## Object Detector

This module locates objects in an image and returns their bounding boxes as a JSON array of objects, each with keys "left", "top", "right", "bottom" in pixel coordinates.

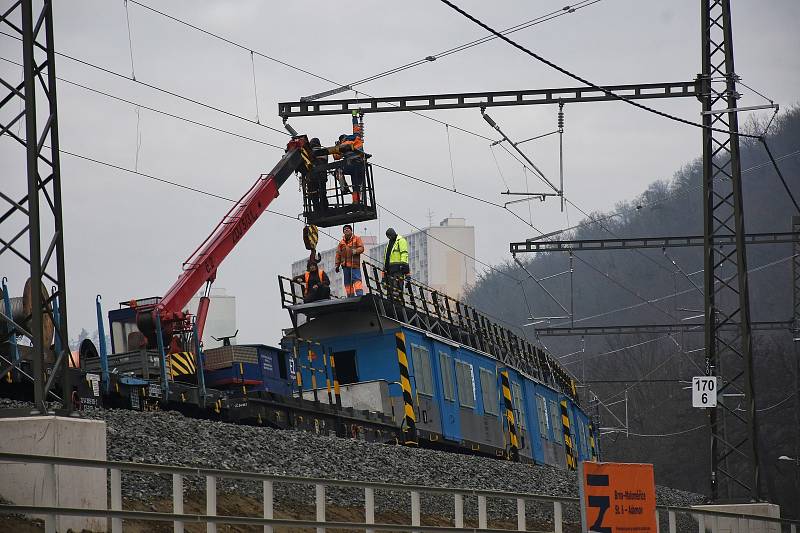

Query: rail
[{"left": 1, "top": 452, "right": 798, "bottom": 533}]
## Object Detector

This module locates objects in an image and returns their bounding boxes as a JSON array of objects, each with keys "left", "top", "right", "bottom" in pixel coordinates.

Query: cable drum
[{"left": 1, "top": 278, "right": 56, "bottom": 350}]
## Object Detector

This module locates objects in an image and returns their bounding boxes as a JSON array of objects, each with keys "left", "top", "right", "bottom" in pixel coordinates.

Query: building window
[
  {"left": 511, "top": 381, "right": 526, "bottom": 430},
  {"left": 439, "top": 352, "right": 455, "bottom": 401},
  {"left": 410, "top": 344, "right": 433, "bottom": 396},
  {"left": 479, "top": 368, "right": 498, "bottom": 416},
  {"left": 455, "top": 360, "right": 475, "bottom": 408},
  {"left": 549, "top": 400, "right": 563, "bottom": 444},
  {"left": 536, "top": 395, "right": 549, "bottom": 438}
]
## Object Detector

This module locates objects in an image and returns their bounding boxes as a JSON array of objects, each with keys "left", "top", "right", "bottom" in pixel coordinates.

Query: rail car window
[
  {"left": 511, "top": 382, "right": 526, "bottom": 430},
  {"left": 536, "top": 395, "right": 549, "bottom": 438},
  {"left": 332, "top": 350, "right": 358, "bottom": 384},
  {"left": 410, "top": 344, "right": 433, "bottom": 396},
  {"left": 549, "top": 400, "right": 563, "bottom": 444},
  {"left": 439, "top": 352, "right": 455, "bottom": 401},
  {"left": 479, "top": 369, "right": 499, "bottom": 416},
  {"left": 455, "top": 360, "right": 476, "bottom": 408}
]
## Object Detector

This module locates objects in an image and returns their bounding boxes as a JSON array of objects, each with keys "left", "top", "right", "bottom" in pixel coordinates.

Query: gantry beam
[
  {"left": 535, "top": 321, "right": 793, "bottom": 337},
  {"left": 510, "top": 232, "right": 799, "bottom": 254},
  {"left": 278, "top": 81, "right": 697, "bottom": 118}
]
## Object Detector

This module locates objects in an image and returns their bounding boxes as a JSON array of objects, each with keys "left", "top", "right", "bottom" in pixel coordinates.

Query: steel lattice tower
[
  {"left": 0, "top": 0, "right": 72, "bottom": 414},
  {"left": 700, "top": 0, "right": 759, "bottom": 501}
]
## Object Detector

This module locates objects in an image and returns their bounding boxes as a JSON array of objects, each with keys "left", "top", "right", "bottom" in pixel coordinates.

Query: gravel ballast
[{"left": 0, "top": 399, "right": 705, "bottom": 524}]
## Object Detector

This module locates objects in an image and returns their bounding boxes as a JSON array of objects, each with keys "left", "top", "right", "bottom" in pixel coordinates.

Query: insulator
[{"left": 558, "top": 105, "right": 565, "bottom": 130}]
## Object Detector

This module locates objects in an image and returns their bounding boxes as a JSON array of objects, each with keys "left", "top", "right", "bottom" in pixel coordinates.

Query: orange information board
[{"left": 578, "top": 462, "right": 657, "bottom": 533}]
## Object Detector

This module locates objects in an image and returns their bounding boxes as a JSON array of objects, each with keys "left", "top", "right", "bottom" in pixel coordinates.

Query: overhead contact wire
[{"left": 437, "top": 0, "right": 761, "bottom": 140}]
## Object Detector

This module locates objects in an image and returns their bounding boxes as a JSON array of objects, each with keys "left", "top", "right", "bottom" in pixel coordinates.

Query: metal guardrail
[{"left": 1, "top": 453, "right": 798, "bottom": 533}]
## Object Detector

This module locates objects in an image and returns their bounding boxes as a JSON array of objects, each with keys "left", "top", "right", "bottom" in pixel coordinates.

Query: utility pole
[
  {"left": 0, "top": 0, "right": 72, "bottom": 415},
  {"left": 700, "top": 0, "right": 758, "bottom": 501}
]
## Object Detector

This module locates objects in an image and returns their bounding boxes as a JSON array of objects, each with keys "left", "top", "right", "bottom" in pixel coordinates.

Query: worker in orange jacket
[
  {"left": 335, "top": 224, "right": 365, "bottom": 297},
  {"left": 334, "top": 110, "right": 366, "bottom": 204},
  {"left": 293, "top": 259, "right": 330, "bottom": 303}
]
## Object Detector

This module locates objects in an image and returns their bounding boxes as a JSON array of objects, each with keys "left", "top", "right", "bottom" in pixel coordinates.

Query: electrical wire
[
  {"left": 0, "top": 31, "right": 289, "bottom": 137},
  {"left": 376, "top": 201, "right": 520, "bottom": 284},
  {"left": 572, "top": 254, "right": 676, "bottom": 320},
  {"left": 371, "top": 162, "right": 544, "bottom": 233},
  {"left": 548, "top": 254, "right": 797, "bottom": 329},
  {"left": 759, "top": 137, "right": 800, "bottom": 213},
  {"left": 624, "top": 425, "right": 705, "bottom": 438},
  {"left": 119, "top": 2, "right": 495, "bottom": 143},
  {"left": 0, "top": 56, "right": 286, "bottom": 150},
  {"left": 756, "top": 393, "right": 797, "bottom": 413},
  {"left": 128, "top": 0, "right": 340, "bottom": 86},
  {"left": 344, "top": 1, "right": 602, "bottom": 88},
  {"left": 524, "top": 149, "right": 800, "bottom": 242},
  {"left": 438, "top": 0, "right": 762, "bottom": 140},
  {"left": 123, "top": 0, "right": 137, "bottom": 80}
]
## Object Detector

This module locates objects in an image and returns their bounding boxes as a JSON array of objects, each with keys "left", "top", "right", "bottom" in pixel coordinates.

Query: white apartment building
[{"left": 291, "top": 218, "right": 476, "bottom": 300}]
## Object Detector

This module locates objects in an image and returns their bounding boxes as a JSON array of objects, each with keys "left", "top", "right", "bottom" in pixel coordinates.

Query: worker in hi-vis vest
[
  {"left": 335, "top": 224, "right": 365, "bottom": 297},
  {"left": 384, "top": 228, "right": 410, "bottom": 294}
]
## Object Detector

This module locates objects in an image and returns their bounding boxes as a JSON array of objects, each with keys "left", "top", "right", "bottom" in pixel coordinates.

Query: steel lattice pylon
[
  {"left": 700, "top": 0, "right": 758, "bottom": 501},
  {"left": 0, "top": 0, "right": 72, "bottom": 414}
]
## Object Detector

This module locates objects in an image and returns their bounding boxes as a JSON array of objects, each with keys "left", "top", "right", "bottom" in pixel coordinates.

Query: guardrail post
[
  {"left": 516, "top": 497, "right": 526, "bottom": 531},
  {"left": 411, "top": 490, "right": 421, "bottom": 532},
  {"left": 454, "top": 493, "right": 464, "bottom": 529},
  {"left": 553, "top": 501, "right": 562, "bottom": 533},
  {"left": 43, "top": 460, "right": 55, "bottom": 533},
  {"left": 263, "top": 480, "right": 273, "bottom": 533},
  {"left": 206, "top": 475, "right": 217, "bottom": 533},
  {"left": 669, "top": 510, "right": 676, "bottom": 533},
  {"left": 695, "top": 513, "right": 704, "bottom": 533},
  {"left": 173, "top": 473, "right": 184, "bottom": 533},
  {"left": 315, "top": 483, "right": 325, "bottom": 533},
  {"left": 111, "top": 467, "right": 122, "bottom": 533},
  {"left": 478, "top": 494, "right": 487, "bottom": 530},
  {"left": 365, "top": 487, "right": 375, "bottom": 533},
  {"left": 655, "top": 509, "right": 660, "bottom": 533}
]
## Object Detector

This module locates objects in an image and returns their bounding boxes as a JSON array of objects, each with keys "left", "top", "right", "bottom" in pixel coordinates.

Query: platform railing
[
  {"left": 360, "top": 260, "right": 577, "bottom": 401},
  {"left": 1, "top": 452, "right": 798, "bottom": 533}
]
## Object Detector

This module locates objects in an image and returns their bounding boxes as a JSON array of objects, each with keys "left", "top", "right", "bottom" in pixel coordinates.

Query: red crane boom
[{"left": 135, "top": 137, "right": 314, "bottom": 350}]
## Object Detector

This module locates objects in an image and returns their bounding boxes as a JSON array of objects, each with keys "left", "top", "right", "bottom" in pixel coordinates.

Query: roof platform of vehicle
[{"left": 286, "top": 294, "right": 378, "bottom": 319}]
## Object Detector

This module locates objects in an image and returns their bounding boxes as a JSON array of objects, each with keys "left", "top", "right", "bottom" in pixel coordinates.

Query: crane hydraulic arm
[{"left": 135, "top": 136, "right": 317, "bottom": 350}]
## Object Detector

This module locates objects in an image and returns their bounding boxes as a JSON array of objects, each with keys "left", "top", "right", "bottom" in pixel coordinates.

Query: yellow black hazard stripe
[
  {"left": 560, "top": 399, "right": 577, "bottom": 470},
  {"left": 168, "top": 351, "right": 196, "bottom": 378},
  {"left": 303, "top": 224, "right": 319, "bottom": 251},
  {"left": 500, "top": 370, "right": 520, "bottom": 461},
  {"left": 589, "top": 420, "right": 598, "bottom": 461},
  {"left": 395, "top": 332, "right": 417, "bottom": 445},
  {"left": 330, "top": 351, "right": 342, "bottom": 407},
  {"left": 300, "top": 145, "right": 314, "bottom": 170}
]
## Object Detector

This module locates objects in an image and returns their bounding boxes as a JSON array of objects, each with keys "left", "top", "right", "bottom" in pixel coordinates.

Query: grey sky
[{"left": 2, "top": 0, "right": 798, "bottom": 346}]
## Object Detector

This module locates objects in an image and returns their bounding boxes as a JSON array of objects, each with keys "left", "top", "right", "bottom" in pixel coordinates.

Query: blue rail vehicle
[{"left": 279, "top": 262, "right": 599, "bottom": 468}]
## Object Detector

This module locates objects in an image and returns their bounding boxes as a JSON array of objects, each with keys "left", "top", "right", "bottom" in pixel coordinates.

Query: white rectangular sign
[{"left": 692, "top": 376, "right": 717, "bottom": 407}]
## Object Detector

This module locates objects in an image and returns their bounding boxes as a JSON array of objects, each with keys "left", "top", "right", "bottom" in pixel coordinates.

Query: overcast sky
[{"left": 2, "top": 0, "right": 798, "bottom": 347}]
